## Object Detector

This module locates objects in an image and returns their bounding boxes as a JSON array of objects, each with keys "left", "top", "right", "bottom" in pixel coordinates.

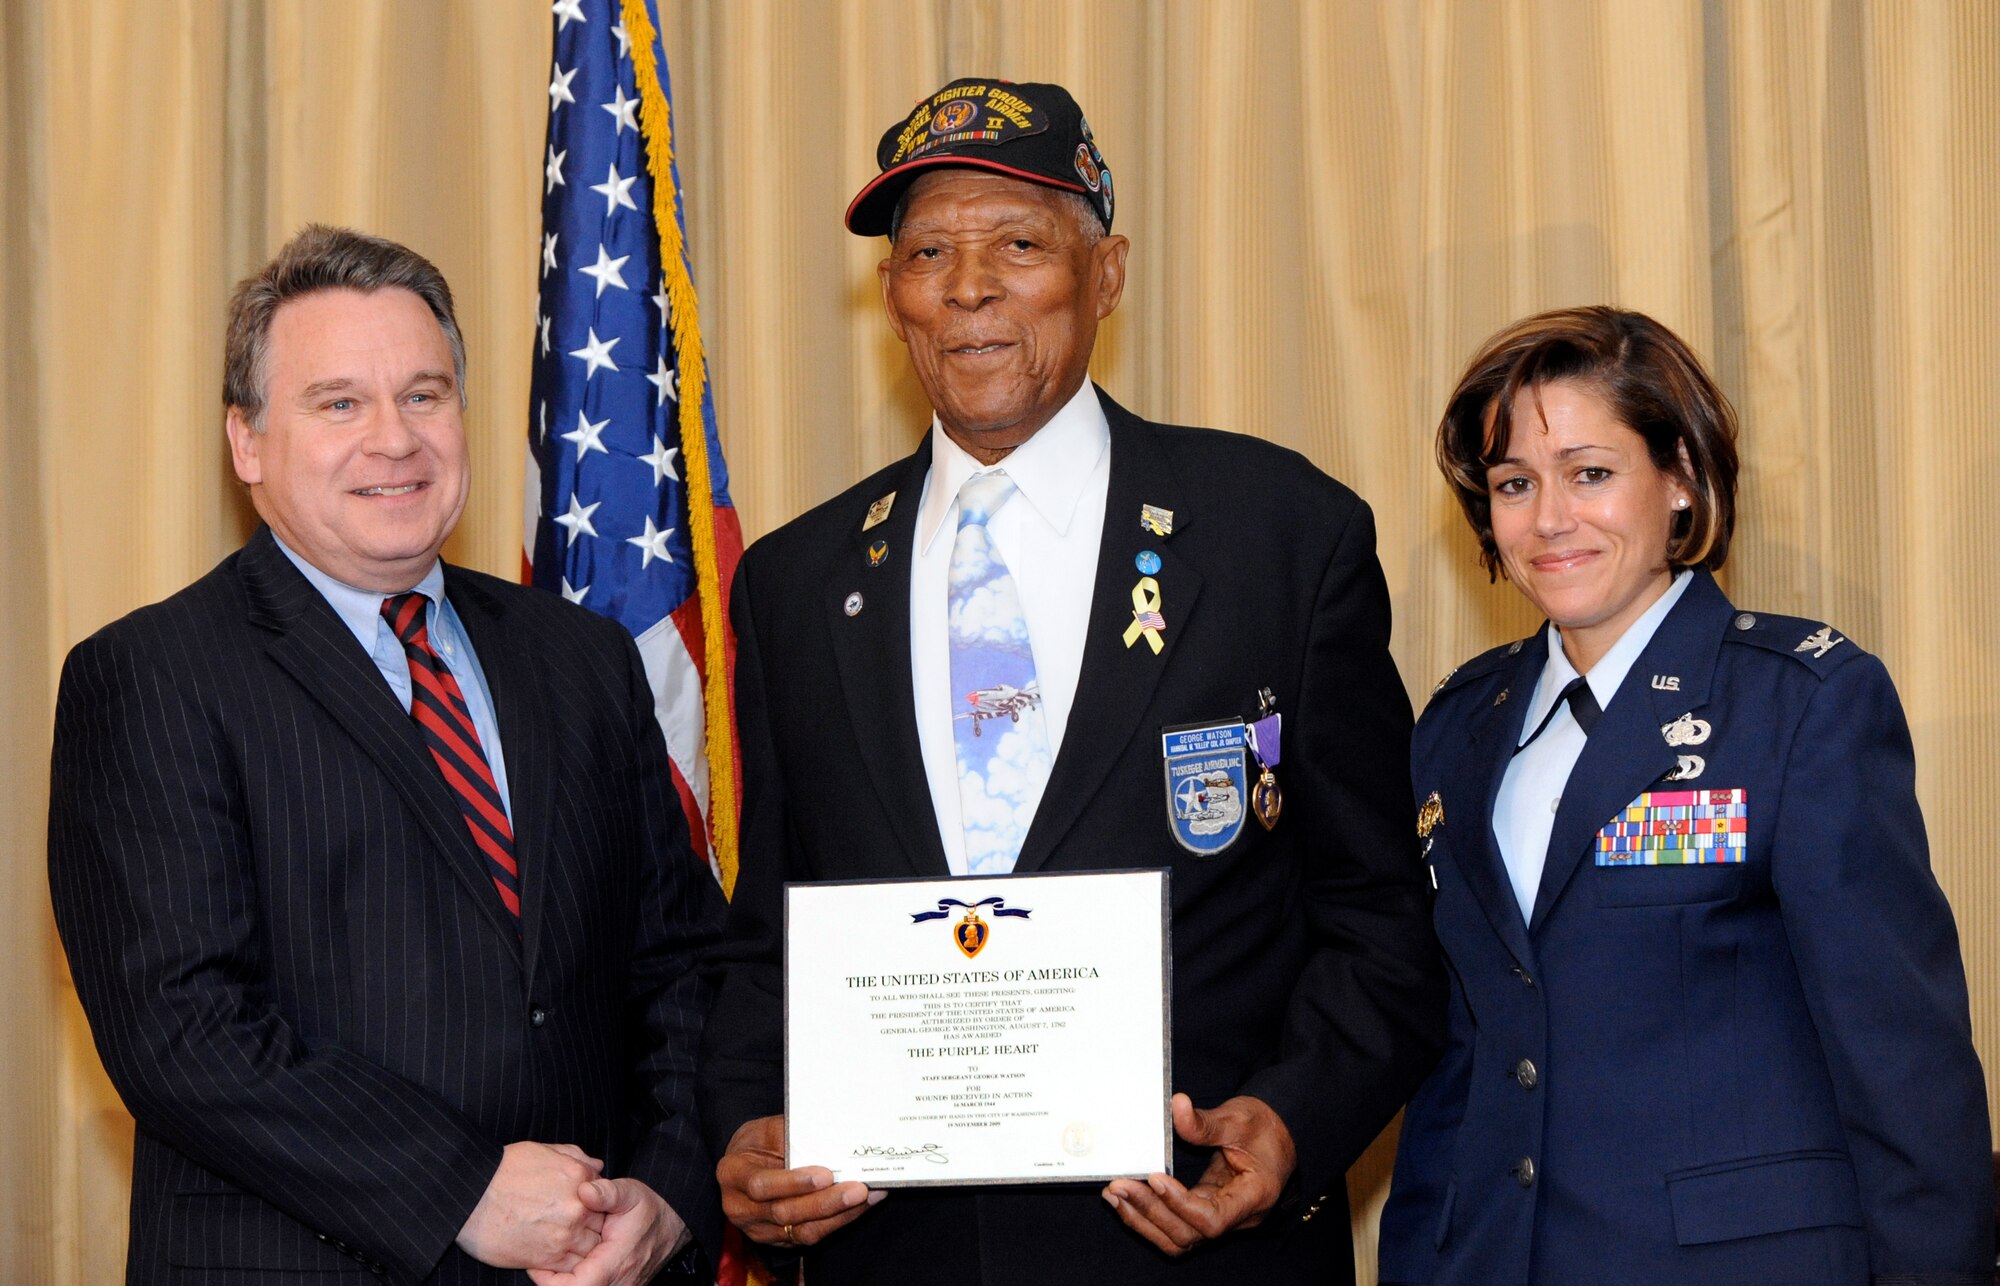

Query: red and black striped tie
[{"left": 381, "top": 592, "right": 520, "bottom": 918}]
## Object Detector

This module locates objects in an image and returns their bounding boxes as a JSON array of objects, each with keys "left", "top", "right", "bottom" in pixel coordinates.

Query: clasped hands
[
  {"left": 718, "top": 1092, "right": 1294, "bottom": 1258},
  {"left": 456, "top": 1140, "right": 689, "bottom": 1285}
]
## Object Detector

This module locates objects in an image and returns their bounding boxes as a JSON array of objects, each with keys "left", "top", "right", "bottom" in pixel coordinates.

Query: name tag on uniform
[{"left": 1596, "top": 789, "right": 1747, "bottom": 865}]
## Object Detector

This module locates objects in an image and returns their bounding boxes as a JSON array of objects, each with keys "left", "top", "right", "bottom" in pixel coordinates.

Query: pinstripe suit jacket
[{"left": 48, "top": 527, "right": 726, "bottom": 1285}]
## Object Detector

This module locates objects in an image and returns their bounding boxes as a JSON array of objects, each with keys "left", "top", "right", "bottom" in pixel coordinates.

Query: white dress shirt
[
  {"left": 1492, "top": 570, "right": 1693, "bottom": 918},
  {"left": 910, "top": 381, "right": 1111, "bottom": 874}
]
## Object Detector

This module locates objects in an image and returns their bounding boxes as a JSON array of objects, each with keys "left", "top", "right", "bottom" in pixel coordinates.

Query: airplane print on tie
[{"left": 947, "top": 471, "right": 1054, "bottom": 875}]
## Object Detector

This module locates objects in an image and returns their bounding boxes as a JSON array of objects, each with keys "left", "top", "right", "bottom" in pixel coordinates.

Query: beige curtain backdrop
[{"left": 4, "top": 2, "right": 1994, "bottom": 1281}]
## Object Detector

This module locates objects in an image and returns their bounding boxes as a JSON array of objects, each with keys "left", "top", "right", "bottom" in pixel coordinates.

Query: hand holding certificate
[{"left": 784, "top": 869, "right": 1171, "bottom": 1187}]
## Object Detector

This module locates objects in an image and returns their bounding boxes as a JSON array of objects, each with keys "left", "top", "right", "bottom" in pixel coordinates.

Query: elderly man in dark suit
[
  {"left": 699, "top": 79, "right": 1446, "bottom": 1284},
  {"left": 48, "top": 225, "right": 724, "bottom": 1285}
]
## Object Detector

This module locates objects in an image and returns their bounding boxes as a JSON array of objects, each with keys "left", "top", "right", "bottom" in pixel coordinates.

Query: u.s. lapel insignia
[
  {"left": 1650, "top": 674, "right": 1681, "bottom": 691},
  {"left": 862, "top": 492, "right": 896, "bottom": 531},
  {"left": 867, "top": 538, "right": 889, "bottom": 567},
  {"left": 1796, "top": 626, "right": 1844, "bottom": 658},
  {"left": 1417, "top": 791, "right": 1444, "bottom": 839},
  {"left": 1139, "top": 503, "right": 1174, "bottom": 537},
  {"left": 1661, "top": 712, "right": 1712, "bottom": 747}
]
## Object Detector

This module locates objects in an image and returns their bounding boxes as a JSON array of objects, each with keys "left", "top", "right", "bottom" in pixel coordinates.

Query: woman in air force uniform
[{"left": 1377, "top": 305, "right": 1991, "bottom": 1286}]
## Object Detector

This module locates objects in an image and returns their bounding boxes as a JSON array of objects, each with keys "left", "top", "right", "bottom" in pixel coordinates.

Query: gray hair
[
  {"left": 887, "top": 183, "right": 1104, "bottom": 248},
  {"left": 224, "top": 224, "right": 466, "bottom": 426}
]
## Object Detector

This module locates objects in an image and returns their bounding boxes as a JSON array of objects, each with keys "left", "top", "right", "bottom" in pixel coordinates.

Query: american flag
[
  {"left": 522, "top": 0, "right": 744, "bottom": 892},
  {"left": 1135, "top": 611, "right": 1165, "bottom": 632}
]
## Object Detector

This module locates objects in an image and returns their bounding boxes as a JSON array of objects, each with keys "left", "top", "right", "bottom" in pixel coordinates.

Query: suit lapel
[
  {"left": 448, "top": 569, "right": 555, "bottom": 984},
  {"left": 1528, "top": 571, "right": 1732, "bottom": 932},
  {"left": 1015, "top": 393, "right": 1199, "bottom": 872},
  {"left": 241, "top": 529, "right": 525, "bottom": 959},
  {"left": 1450, "top": 640, "right": 1540, "bottom": 968},
  {"left": 827, "top": 441, "right": 950, "bottom": 876}
]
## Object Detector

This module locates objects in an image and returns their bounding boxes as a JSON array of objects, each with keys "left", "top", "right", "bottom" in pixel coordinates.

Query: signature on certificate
[{"left": 853, "top": 1142, "right": 949, "bottom": 1164}]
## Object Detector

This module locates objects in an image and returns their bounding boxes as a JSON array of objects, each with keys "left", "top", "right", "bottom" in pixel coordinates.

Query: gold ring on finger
[{"left": 783, "top": 1223, "right": 795, "bottom": 1245}]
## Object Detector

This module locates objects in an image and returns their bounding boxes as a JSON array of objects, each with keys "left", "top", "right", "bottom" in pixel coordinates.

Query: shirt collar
[
  {"left": 271, "top": 532, "right": 446, "bottom": 654},
  {"left": 916, "top": 380, "right": 1110, "bottom": 555},
  {"left": 1520, "top": 569, "right": 1694, "bottom": 742}
]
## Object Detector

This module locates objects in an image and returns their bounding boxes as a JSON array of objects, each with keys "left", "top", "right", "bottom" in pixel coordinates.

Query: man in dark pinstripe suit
[{"left": 48, "top": 226, "right": 725, "bottom": 1285}]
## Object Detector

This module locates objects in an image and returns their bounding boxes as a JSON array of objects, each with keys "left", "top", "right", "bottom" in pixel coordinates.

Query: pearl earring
[{"left": 1674, "top": 497, "right": 1690, "bottom": 510}]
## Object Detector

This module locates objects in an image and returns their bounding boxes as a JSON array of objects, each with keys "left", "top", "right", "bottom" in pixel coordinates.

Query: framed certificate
[{"left": 784, "top": 868, "right": 1172, "bottom": 1187}]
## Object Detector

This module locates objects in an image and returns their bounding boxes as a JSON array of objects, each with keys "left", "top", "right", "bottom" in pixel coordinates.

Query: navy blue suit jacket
[
  {"left": 49, "top": 528, "right": 727, "bottom": 1284},
  {"left": 1379, "top": 570, "right": 1991, "bottom": 1285}
]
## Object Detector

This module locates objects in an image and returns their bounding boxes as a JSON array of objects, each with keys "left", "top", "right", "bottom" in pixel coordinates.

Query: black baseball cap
[{"left": 845, "top": 77, "right": 1114, "bottom": 236}]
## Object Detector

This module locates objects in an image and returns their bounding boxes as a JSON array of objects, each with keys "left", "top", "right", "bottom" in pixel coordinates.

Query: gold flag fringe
[{"left": 621, "top": 0, "right": 740, "bottom": 897}]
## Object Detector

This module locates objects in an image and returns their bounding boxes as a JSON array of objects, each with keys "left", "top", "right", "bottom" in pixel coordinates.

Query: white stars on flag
[
  {"left": 578, "top": 243, "right": 631, "bottom": 296},
  {"left": 560, "top": 577, "right": 590, "bottom": 604},
  {"left": 549, "top": 63, "right": 579, "bottom": 110},
  {"left": 567, "top": 327, "right": 620, "bottom": 378},
  {"left": 541, "top": 231, "right": 559, "bottom": 276},
  {"left": 639, "top": 436, "right": 681, "bottom": 486},
  {"left": 590, "top": 163, "right": 639, "bottom": 216},
  {"left": 627, "top": 516, "right": 676, "bottom": 568},
  {"left": 645, "top": 355, "right": 677, "bottom": 406},
  {"left": 545, "top": 146, "right": 567, "bottom": 194},
  {"left": 563, "top": 409, "right": 611, "bottom": 459},
  {"left": 551, "top": 0, "right": 587, "bottom": 30},
  {"left": 553, "top": 494, "right": 600, "bottom": 545},
  {"left": 602, "top": 84, "right": 639, "bottom": 135}
]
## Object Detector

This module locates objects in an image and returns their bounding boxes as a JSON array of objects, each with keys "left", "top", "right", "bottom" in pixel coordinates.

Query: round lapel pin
[{"left": 843, "top": 591, "right": 864, "bottom": 617}]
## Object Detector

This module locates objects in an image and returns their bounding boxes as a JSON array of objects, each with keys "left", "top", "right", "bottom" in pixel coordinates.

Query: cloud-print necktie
[{"left": 947, "top": 471, "right": 1053, "bottom": 874}]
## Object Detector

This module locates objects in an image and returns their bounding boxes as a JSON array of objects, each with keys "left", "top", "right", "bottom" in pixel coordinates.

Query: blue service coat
[{"left": 1378, "top": 569, "right": 1992, "bottom": 1285}]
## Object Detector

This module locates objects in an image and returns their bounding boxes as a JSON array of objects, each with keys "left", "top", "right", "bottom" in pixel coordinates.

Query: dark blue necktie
[{"left": 1515, "top": 676, "right": 1602, "bottom": 755}]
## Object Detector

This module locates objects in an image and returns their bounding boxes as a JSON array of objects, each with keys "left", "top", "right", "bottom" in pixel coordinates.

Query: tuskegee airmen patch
[
  {"left": 862, "top": 492, "right": 896, "bottom": 531},
  {"left": 1162, "top": 720, "right": 1251, "bottom": 855}
]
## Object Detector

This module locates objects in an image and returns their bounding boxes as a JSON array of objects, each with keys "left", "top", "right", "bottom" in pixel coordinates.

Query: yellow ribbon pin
[{"left": 1122, "top": 576, "right": 1165, "bottom": 653}]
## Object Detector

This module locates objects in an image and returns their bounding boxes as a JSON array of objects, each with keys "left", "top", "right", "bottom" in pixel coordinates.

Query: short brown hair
[
  {"left": 224, "top": 224, "right": 465, "bottom": 425},
  {"left": 1436, "top": 305, "right": 1739, "bottom": 580}
]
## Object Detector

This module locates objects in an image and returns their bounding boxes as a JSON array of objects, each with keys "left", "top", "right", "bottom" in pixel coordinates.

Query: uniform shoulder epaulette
[
  {"left": 1428, "top": 636, "right": 1530, "bottom": 703},
  {"left": 1719, "top": 609, "right": 1865, "bottom": 677}
]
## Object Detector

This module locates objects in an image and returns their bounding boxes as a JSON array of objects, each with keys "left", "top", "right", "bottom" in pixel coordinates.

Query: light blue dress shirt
[
  {"left": 273, "top": 535, "right": 514, "bottom": 824},
  {"left": 1491, "top": 570, "right": 1693, "bottom": 918}
]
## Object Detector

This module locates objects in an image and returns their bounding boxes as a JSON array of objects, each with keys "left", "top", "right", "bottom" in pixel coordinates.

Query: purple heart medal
[{"left": 1247, "top": 687, "right": 1282, "bottom": 831}]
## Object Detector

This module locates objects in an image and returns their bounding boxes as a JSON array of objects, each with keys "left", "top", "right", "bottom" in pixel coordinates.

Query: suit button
[
  {"left": 1510, "top": 966, "right": 1535, "bottom": 988},
  {"left": 1512, "top": 1156, "right": 1537, "bottom": 1188},
  {"left": 1513, "top": 1058, "right": 1538, "bottom": 1089},
  {"left": 529, "top": 1005, "right": 548, "bottom": 1028}
]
